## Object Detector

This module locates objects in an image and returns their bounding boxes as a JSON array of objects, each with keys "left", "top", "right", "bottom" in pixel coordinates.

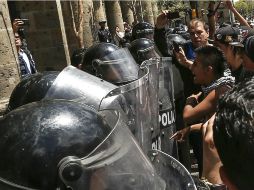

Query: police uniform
[{"left": 98, "top": 28, "right": 113, "bottom": 43}]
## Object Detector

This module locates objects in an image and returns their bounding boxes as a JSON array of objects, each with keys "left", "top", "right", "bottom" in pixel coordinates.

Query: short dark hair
[
  {"left": 214, "top": 76, "right": 254, "bottom": 190},
  {"left": 195, "top": 45, "right": 225, "bottom": 77}
]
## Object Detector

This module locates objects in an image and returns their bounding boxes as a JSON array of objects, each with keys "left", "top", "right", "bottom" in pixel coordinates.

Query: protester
[
  {"left": 230, "top": 29, "right": 254, "bottom": 72},
  {"left": 214, "top": 26, "right": 244, "bottom": 83},
  {"left": 214, "top": 77, "right": 254, "bottom": 190},
  {"left": 171, "top": 45, "right": 234, "bottom": 184},
  {"left": 223, "top": 0, "right": 251, "bottom": 28}
]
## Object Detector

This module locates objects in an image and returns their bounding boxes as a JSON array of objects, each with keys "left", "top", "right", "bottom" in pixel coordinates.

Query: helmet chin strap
[{"left": 0, "top": 176, "right": 39, "bottom": 190}]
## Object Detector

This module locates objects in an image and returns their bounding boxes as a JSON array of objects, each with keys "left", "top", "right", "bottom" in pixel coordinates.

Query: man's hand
[
  {"left": 174, "top": 47, "right": 187, "bottom": 64},
  {"left": 12, "top": 19, "right": 25, "bottom": 33},
  {"left": 185, "top": 92, "right": 202, "bottom": 107},
  {"left": 174, "top": 47, "right": 194, "bottom": 69},
  {"left": 189, "top": 92, "right": 202, "bottom": 102},
  {"left": 170, "top": 127, "right": 190, "bottom": 142},
  {"left": 223, "top": 0, "right": 234, "bottom": 11}
]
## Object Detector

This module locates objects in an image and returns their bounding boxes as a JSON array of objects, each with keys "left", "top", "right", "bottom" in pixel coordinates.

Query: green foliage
[
  {"left": 157, "top": 0, "right": 187, "bottom": 11},
  {"left": 234, "top": 0, "right": 254, "bottom": 17},
  {"left": 156, "top": 0, "right": 188, "bottom": 18}
]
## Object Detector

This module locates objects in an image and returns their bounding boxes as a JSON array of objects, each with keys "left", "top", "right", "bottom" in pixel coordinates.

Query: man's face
[
  {"left": 189, "top": 22, "right": 209, "bottom": 48},
  {"left": 14, "top": 32, "right": 22, "bottom": 48},
  {"left": 215, "top": 41, "right": 233, "bottom": 68},
  {"left": 191, "top": 55, "right": 209, "bottom": 85}
]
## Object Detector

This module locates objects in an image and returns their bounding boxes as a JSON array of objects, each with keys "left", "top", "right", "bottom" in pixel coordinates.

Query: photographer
[{"left": 13, "top": 18, "right": 37, "bottom": 78}]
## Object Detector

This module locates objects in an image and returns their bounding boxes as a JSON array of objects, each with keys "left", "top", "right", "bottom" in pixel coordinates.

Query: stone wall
[
  {"left": 0, "top": 1, "right": 20, "bottom": 114},
  {"left": 11, "top": 1, "right": 67, "bottom": 71}
]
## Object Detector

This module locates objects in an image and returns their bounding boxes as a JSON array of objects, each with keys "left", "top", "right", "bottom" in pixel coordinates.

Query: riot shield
[
  {"left": 140, "top": 59, "right": 160, "bottom": 148},
  {"left": 44, "top": 66, "right": 120, "bottom": 111},
  {"left": 158, "top": 57, "right": 178, "bottom": 158},
  {"left": 148, "top": 149, "right": 197, "bottom": 190},
  {"left": 140, "top": 58, "right": 178, "bottom": 158},
  {"left": 100, "top": 66, "right": 156, "bottom": 155}
]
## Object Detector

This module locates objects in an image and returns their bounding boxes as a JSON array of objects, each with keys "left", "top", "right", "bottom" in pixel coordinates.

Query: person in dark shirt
[
  {"left": 214, "top": 26, "right": 244, "bottom": 83},
  {"left": 230, "top": 29, "right": 254, "bottom": 76},
  {"left": 214, "top": 76, "right": 254, "bottom": 190},
  {"left": 98, "top": 20, "right": 113, "bottom": 43}
]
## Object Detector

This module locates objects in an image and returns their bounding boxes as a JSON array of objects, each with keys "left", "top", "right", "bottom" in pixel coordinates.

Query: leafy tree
[{"left": 234, "top": 0, "right": 249, "bottom": 17}]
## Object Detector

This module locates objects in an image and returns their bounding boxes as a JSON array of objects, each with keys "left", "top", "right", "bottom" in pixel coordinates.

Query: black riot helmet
[
  {"left": 129, "top": 38, "right": 161, "bottom": 65},
  {"left": 82, "top": 42, "right": 139, "bottom": 86},
  {"left": 132, "top": 22, "right": 154, "bottom": 41},
  {"left": 0, "top": 99, "right": 166, "bottom": 190},
  {"left": 6, "top": 71, "right": 59, "bottom": 113}
]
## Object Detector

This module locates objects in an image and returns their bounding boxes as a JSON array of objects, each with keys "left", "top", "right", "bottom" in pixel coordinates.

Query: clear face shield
[
  {"left": 58, "top": 110, "right": 166, "bottom": 190},
  {"left": 44, "top": 66, "right": 118, "bottom": 111},
  {"left": 137, "top": 46, "right": 161, "bottom": 65},
  {"left": 93, "top": 48, "right": 139, "bottom": 85}
]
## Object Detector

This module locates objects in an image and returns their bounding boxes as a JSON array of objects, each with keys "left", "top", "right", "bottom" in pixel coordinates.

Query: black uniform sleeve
[
  {"left": 154, "top": 27, "right": 169, "bottom": 57},
  {"left": 98, "top": 30, "right": 104, "bottom": 42}
]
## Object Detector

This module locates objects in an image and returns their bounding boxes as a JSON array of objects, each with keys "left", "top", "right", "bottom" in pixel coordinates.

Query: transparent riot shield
[
  {"left": 140, "top": 59, "right": 160, "bottom": 149},
  {"left": 44, "top": 66, "right": 120, "bottom": 111},
  {"left": 100, "top": 66, "right": 154, "bottom": 155},
  {"left": 148, "top": 149, "right": 197, "bottom": 190},
  {"left": 59, "top": 110, "right": 166, "bottom": 190},
  {"left": 158, "top": 57, "right": 178, "bottom": 158}
]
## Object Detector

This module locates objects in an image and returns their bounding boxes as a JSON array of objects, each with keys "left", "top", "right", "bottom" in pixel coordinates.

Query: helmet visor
[
  {"left": 44, "top": 66, "right": 117, "bottom": 110},
  {"left": 59, "top": 110, "right": 166, "bottom": 190},
  {"left": 95, "top": 48, "right": 139, "bottom": 85},
  {"left": 138, "top": 46, "right": 160, "bottom": 64}
]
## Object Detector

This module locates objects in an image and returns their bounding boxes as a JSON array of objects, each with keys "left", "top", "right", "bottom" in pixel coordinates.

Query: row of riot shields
[{"left": 44, "top": 48, "right": 196, "bottom": 189}]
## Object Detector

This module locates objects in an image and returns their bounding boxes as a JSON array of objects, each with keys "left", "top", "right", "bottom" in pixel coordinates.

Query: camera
[
  {"left": 167, "top": 12, "right": 180, "bottom": 20},
  {"left": 20, "top": 19, "right": 30, "bottom": 26}
]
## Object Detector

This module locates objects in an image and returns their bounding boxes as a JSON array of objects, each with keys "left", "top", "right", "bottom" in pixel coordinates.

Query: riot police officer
[
  {"left": 128, "top": 38, "right": 161, "bottom": 65},
  {"left": 98, "top": 20, "right": 113, "bottom": 43},
  {"left": 82, "top": 42, "right": 139, "bottom": 86},
  {"left": 132, "top": 22, "right": 154, "bottom": 41},
  {"left": 6, "top": 71, "right": 59, "bottom": 112},
  {"left": 0, "top": 99, "right": 166, "bottom": 190}
]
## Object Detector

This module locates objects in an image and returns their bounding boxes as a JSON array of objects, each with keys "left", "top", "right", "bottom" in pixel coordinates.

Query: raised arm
[{"left": 224, "top": 0, "right": 251, "bottom": 28}]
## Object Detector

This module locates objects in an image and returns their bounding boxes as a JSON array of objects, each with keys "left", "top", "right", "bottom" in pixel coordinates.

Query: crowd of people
[
  {"left": 98, "top": 20, "right": 133, "bottom": 47},
  {"left": 3, "top": 0, "right": 254, "bottom": 189}
]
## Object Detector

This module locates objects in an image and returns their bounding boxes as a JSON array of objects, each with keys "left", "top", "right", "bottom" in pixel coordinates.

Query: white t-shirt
[{"left": 19, "top": 50, "right": 32, "bottom": 73}]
